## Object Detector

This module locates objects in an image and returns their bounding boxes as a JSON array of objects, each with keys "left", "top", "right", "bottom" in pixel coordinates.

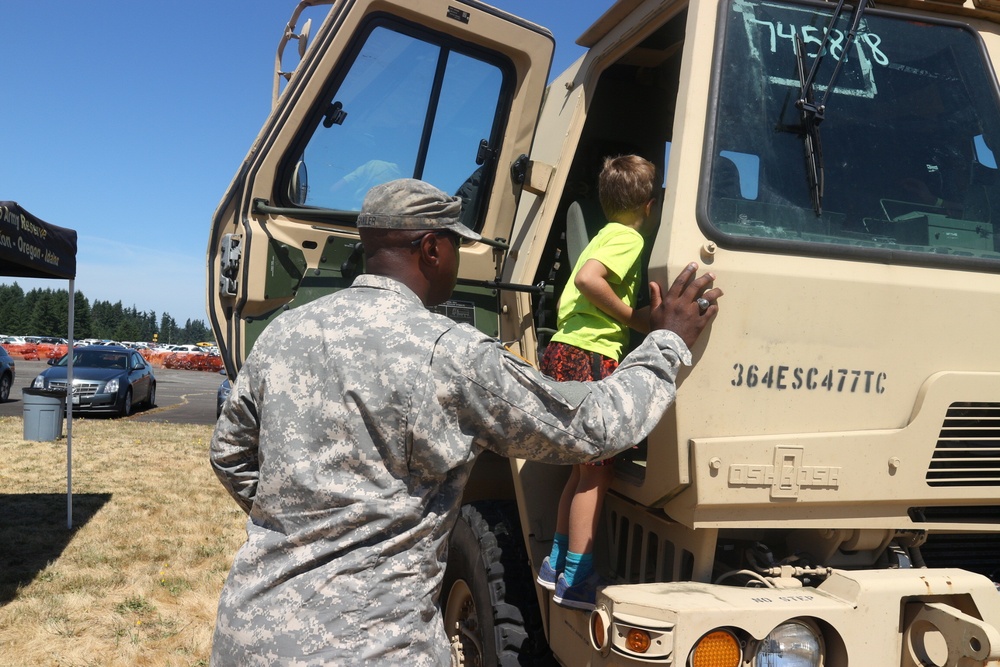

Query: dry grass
[{"left": 0, "top": 416, "right": 246, "bottom": 666}]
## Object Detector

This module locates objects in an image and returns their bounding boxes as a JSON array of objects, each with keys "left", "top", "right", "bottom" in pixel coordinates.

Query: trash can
[{"left": 22, "top": 387, "right": 67, "bottom": 441}]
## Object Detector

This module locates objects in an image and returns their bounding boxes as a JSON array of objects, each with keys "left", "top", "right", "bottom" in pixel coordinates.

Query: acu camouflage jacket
[{"left": 210, "top": 274, "right": 691, "bottom": 666}]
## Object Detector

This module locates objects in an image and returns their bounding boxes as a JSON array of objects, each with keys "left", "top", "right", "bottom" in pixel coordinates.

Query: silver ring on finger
[{"left": 696, "top": 297, "right": 710, "bottom": 313}]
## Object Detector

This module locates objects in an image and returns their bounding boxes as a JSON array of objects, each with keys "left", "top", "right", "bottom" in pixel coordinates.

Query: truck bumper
[{"left": 583, "top": 568, "right": 1000, "bottom": 665}]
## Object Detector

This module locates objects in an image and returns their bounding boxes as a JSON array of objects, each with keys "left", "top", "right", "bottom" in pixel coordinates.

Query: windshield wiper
[
  {"left": 796, "top": 35, "right": 825, "bottom": 216},
  {"left": 795, "top": 0, "right": 873, "bottom": 215}
]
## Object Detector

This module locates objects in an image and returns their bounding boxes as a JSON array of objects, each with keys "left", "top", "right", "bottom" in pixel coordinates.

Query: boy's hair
[{"left": 598, "top": 155, "right": 657, "bottom": 219}]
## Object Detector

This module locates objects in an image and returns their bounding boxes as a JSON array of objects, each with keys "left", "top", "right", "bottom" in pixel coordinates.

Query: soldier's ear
[{"left": 417, "top": 232, "right": 443, "bottom": 266}]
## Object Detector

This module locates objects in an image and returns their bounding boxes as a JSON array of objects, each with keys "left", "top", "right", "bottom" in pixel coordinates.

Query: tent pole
[{"left": 67, "top": 279, "right": 74, "bottom": 530}]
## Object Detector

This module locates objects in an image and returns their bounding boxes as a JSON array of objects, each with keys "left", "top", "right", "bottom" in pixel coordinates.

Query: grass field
[{"left": 0, "top": 416, "right": 246, "bottom": 666}]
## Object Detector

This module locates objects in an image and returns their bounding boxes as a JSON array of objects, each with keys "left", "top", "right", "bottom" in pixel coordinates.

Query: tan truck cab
[{"left": 208, "top": 0, "right": 1000, "bottom": 664}]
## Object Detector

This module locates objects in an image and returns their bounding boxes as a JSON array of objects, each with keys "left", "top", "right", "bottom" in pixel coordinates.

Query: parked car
[
  {"left": 216, "top": 370, "right": 231, "bottom": 418},
  {"left": 36, "top": 337, "right": 69, "bottom": 346},
  {"left": 32, "top": 345, "right": 156, "bottom": 416},
  {"left": 171, "top": 344, "right": 207, "bottom": 354},
  {"left": 0, "top": 345, "right": 14, "bottom": 403}
]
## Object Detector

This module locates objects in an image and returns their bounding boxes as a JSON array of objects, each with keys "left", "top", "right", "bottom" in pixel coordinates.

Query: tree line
[{"left": 0, "top": 282, "right": 212, "bottom": 345}]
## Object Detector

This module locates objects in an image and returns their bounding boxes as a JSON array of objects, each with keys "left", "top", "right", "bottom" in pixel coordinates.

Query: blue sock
[
  {"left": 548, "top": 533, "right": 568, "bottom": 571},
  {"left": 563, "top": 551, "right": 593, "bottom": 586}
]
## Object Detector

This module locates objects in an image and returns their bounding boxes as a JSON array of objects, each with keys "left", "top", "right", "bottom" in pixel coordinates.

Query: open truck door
[{"left": 207, "top": 0, "right": 553, "bottom": 374}]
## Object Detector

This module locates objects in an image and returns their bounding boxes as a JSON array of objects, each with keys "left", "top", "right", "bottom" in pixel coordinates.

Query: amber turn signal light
[
  {"left": 690, "top": 629, "right": 741, "bottom": 667},
  {"left": 625, "top": 627, "right": 652, "bottom": 653}
]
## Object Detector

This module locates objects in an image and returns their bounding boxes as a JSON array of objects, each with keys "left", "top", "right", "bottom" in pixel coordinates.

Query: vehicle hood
[{"left": 40, "top": 367, "right": 124, "bottom": 383}]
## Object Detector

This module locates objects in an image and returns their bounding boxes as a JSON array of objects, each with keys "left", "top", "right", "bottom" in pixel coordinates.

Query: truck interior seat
[{"left": 565, "top": 197, "right": 607, "bottom": 269}]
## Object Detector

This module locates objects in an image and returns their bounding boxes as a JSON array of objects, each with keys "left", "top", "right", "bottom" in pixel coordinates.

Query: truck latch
[
  {"left": 510, "top": 154, "right": 553, "bottom": 195},
  {"left": 219, "top": 233, "right": 243, "bottom": 296}
]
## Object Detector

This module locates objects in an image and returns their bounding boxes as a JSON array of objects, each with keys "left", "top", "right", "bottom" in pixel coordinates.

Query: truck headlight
[
  {"left": 754, "top": 620, "right": 822, "bottom": 667},
  {"left": 105, "top": 378, "right": 119, "bottom": 394}
]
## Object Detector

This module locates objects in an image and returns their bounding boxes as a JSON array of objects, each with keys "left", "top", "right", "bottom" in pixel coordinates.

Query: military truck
[{"left": 207, "top": 0, "right": 1000, "bottom": 664}]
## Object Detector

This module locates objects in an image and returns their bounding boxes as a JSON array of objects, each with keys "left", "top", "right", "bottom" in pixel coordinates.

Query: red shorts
[{"left": 539, "top": 341, "right": 619, "bottom": 466}]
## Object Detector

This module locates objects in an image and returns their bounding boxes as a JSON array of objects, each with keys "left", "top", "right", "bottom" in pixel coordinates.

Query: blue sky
[{"left": 1, "top": 1, "right": 607, "bottom": 326}]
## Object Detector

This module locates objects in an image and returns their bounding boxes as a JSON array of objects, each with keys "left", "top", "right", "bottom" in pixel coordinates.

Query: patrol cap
[{"left": 357, "top": 178, "right": 481, "bottom": 243}]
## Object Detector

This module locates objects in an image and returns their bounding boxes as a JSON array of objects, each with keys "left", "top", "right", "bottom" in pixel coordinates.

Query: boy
[{"left": 537, "top": 154, "right": 658, "bottom": 610}]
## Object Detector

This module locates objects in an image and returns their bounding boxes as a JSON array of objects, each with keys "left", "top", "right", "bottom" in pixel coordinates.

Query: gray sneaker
[
  {"left": 553, "top": 571, "right": 603, "bottom": 611},
  {"left": 536, "top": 556, "right": 559, "bottom": 590}
]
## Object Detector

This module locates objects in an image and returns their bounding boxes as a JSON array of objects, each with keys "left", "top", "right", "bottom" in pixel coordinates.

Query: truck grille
[
  {"left": 606, "top": 498, "right": 696, "bottom": 584},
  {"left": 925, "top": 402, "right": 1000, "bottom": 487},
  {"left": 49, "top": 380, "right": 101, "bottom": 398},
  {"left": 912, "top": 507, "right": 1000, "bottom": 581}
]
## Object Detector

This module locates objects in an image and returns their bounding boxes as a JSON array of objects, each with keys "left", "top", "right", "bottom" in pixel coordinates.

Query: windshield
[
  {"left": 703, "top": 0, "right": 1000, "bottom": 270},
  {"left": 280, "top": 18, "right": 510, "bottom": 231},
  {"left": 59, "top": 350, "right": 128, "bottom": 369}
]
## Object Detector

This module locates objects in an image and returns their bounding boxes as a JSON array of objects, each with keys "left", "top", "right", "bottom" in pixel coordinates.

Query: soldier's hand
[{"left": 648, "top": 262, "right": 722, "bottom": 349}]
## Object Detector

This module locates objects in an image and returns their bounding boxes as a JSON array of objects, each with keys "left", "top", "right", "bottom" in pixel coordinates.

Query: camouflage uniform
[{"left": 210, "top": 264, "right": 690, "bottom": 663}]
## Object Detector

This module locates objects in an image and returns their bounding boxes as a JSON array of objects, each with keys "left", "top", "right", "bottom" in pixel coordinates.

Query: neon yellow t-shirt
[{"left": 550, "top": 222, "right": 644, "bottom": 361}]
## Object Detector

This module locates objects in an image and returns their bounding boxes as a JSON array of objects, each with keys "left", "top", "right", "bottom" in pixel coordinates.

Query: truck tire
[{"left": 442, "top": 501, "right": 554, "bottom": 667}]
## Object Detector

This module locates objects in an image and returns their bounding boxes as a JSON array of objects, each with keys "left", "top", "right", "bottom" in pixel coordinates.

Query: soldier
[{"left": 209, "top": 178, "right": 722, "bottom": 665}]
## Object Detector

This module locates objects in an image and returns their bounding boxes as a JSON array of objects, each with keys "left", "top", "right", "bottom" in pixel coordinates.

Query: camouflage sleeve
[
  {"left": 433, "top": 328, "right": 692, "bottom": 463},
  {"left": 209, "top": 354, "right": 264, "bottom": 514}
]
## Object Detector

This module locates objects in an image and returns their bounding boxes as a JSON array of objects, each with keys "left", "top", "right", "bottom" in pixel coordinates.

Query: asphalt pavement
[{"left": 0, "top": 358, "right": 224, "bottom": 426}]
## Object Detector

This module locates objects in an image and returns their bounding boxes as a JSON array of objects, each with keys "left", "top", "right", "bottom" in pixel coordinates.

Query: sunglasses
[{"left": 410, "top": 231, "right": 473, "bottom": 248}]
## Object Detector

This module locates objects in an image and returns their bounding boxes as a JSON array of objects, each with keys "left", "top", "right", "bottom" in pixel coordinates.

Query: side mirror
[{"left": 289, "top": 159, "right": 309, "bottom": 204}]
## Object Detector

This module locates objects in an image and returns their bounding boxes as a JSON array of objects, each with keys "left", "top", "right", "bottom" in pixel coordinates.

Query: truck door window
[
  {"left": 283, "top": 19, "right": 510, "bottom": 228},
  {"left": 702, "top": 0, "right": 1000, "bottom": 271}
]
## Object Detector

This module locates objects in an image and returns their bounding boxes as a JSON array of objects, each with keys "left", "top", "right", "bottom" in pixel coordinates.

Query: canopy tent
[{"left": 1, "top": 201, "right": 78, "bottom": 529}]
